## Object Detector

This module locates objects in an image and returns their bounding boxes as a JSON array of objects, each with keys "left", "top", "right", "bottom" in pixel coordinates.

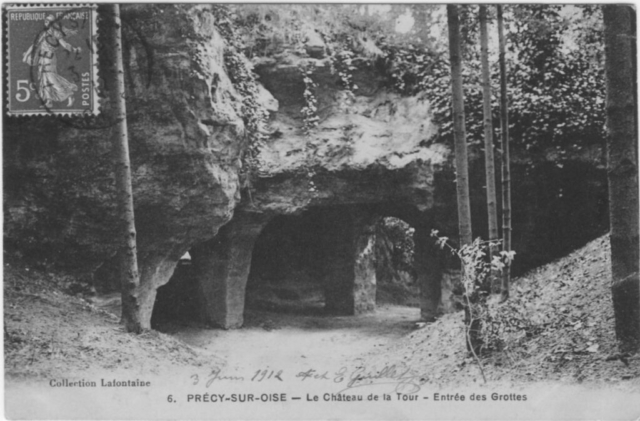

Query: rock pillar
[
  {"left": 191, "top": 212, "right": 269, "bottom": 329},
  {"left": 96, "top": 248, "right": 186, "bottom": 330},
  {"left": 138, "top": 254, "right": 182, "bottom": 329},
  {"left": 414, "top": 226, "right": 444, "bottom": 321},
  {"left": 320, "top": 208, "right": 377, "bottom": 315}
]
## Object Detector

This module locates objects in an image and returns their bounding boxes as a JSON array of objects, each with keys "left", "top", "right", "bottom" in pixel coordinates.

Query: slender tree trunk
[
  {"left": 447, "top": 4, "right": 472, "bottom": 247},
  {"left": 109, "top": 4, "right": 143, "bottom": 333},
  {"left": 479, "top": 5, "right": 499, "bottom": 292},
  {"left": 448, "top": 4, "right": 478, "bottom": 355},
  {"left": 603, "top": 5, "right": 640, "bottom": 353},
  {"left": 497, "top": 5, "right": 512, "bottom": 301}
]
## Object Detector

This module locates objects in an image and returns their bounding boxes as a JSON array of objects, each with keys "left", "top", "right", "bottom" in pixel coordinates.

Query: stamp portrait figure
[{"left": 22, "top": 14, "right": 82, "bottom": 108}]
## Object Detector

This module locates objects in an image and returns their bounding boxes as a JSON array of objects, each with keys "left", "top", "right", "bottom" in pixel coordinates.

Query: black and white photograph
[{"left": 3, "top": 3, "right": 639, "bottom": 419}]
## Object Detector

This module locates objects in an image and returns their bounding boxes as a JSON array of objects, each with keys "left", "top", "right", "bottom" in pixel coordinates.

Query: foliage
[
  {"left": 376, "top": 217, "right": 416, "bottom": 276},
  {"left": 331, "top": 48, "right": 358, "bottom": 93},
  {"left": 298, "top": 64, "right": 320, "bottom": 193},
  {"left": 214, "top": 4, "right": 606, "bottom": 171},
  {"left": 506, "top": 5, "right": 605, "bottom": 151},
  {"left": 380, "top": 5, "right": 605, "bottom": 155},
  {"left": 431, "top": 230, "right": 519, "bottom": 363},
  {"left": 482, "top": 292, "right": 543, "bottom": 353},
  {"left": 228, "top": 5, "right": 409, "bottom": 129},
  {"left": 211, "top": 5, "right": 269, "bottom": 171},
  {"left": 432, "top": 233, "right": 514, "bottom": 299},
  {"left": 300, "top": 65, "right": 320, "bottom": 136},
  {"left": 228, "top": 4, "right": 409, "bottom": 59}
]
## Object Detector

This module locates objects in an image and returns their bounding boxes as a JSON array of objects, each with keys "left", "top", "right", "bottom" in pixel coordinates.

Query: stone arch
[
  {"left": 245, "top": 203, "right": 451, "bottom": 323},
  {"left": 246, "top": 205, "right": 379, "bottom": 316},
  {"left": 367, "top": 202, "right": 450, "bottom": 321},
  {"left": 151, "top": 203, "right": 452, "bottom": 330},
  {"left": 245, "top": 213, "right": 326, "bottom": 314}
]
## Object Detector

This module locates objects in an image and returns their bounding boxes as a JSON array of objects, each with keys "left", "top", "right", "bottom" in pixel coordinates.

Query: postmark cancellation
[{"left": 5, "top": 4, "right": 99, "bottom": 116}]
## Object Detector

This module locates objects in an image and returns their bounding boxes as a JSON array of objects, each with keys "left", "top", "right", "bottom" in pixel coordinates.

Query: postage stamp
[{"left": 5, "top": 4, "right": 99, "bottom": 116}]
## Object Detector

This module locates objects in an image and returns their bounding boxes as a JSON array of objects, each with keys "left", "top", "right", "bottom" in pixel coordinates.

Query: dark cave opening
[
  {"left": 150, "top": 205, "right": 427, "bottom": 328},
  {"left": 151, "top": 253, "right": 201, "bottom": 329},
  {"left": 246, "top": 211, "right": 327, "bottom": 315}
]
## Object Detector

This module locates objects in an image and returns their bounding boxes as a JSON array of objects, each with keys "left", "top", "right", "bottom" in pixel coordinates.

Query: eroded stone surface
[
  {"left": 247, "top": 52, "right": 447, "bottom": 216},
  {"left": 352, "top": 219, "right": 378, "bottom": 315},
  {"left": 315, "top": 207, "right": 379, "bottom": 315},
  {"left": 4, "top": 5, "right": 249, "bottom": 329},
  {"left": 191, "top": 212, "right": 270, "bottom": 329}
]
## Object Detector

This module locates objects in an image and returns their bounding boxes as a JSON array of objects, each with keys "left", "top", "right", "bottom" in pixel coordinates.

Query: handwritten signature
[
  {"left": 296, "top": 363, "right": 427, "bottom": 393},
  {"left": 338, "top": 363, "right": 427, "bottom": 393}
]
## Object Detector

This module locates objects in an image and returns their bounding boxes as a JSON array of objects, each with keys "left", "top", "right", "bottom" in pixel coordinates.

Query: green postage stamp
[{"left": 5, "top": 4, "right": 99, "bottom": 116}]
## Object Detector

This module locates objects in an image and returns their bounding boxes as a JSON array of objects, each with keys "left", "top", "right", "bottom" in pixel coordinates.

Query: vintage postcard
[
  {"left": 5, "top": 4, "right": 99, "bottom": 116},
  {"left": 3, "top": 3, "right": 639, "bottom": 420}
]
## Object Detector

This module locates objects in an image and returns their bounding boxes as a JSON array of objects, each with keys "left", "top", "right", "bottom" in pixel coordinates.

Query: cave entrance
[
  {"left": 246, "top": 212, "right": 326, "bottom": 315},
  {"left": 246, "top": 209, "right": 421, "bottom": 316},
  {"left": 374, "top": 217, "right": 420, "bottom": 308},
  {"left": 151, "top": 252, "right": 201, "bottom": 329},
  {"left": 151, "top": 206, "right": 445, "bottom": 331}
]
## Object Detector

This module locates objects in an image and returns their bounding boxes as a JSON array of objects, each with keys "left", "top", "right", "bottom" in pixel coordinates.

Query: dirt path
[
  {"left": 155, "top": 305, "right": 421, "bottom": 372},
  {"left": 4, "top": 255, "right": 422, "bottom": 384},
  {"left": 5, "top": 239, "right": 640, "bottom": 420}
]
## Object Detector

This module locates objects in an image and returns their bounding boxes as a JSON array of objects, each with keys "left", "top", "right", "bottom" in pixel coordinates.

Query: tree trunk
[
  {"left": 109, "top": 4, "right": 143, "bottom": 333},
  {"left": 497, "top": 5, "right": 512, "bottom": 301},
  {"left": 479, "top": 5, "right": 499, "bottom": 292},
  {"left": 448, "top": 4, "right": 477, "bottom": 354},
  {"left": 603, "top": 5, "right": 640, "bottom": 354},
  {"left": 447, "top": 4, "right": 473, "bottom": 248}
]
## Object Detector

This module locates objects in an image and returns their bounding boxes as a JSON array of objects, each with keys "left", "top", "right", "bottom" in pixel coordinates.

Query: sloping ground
[
  {"left": 361, "top": 235, "right": 640, "bottom": 389},
  {"left": 4, "top": 235, "right": 639, "bottom": 391},
  {"left": 3, "top": 261, "right": 221, "bottom": 381}
]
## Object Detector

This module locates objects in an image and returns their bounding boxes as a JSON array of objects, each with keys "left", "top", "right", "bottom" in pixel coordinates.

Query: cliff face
[
  {"left": 3, "top": 4, "right": 446, "bottom": 328},
  {"left": 245, "top": 54, "right": 448, "bottom": 215},
  {"left": 4, "top": 5, "right": 248, "bottom": 325}
]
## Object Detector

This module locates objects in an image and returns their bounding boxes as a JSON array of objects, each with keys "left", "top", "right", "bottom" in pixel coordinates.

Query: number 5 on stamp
[{"left": 6, "top": 4, "right": 99, "bottom": 116}]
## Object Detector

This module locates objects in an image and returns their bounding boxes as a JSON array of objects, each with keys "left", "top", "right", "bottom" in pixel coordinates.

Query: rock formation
[
  {"left": 3, "top": 4, "right": 609, "bottom": 330},
  {"left": 5, "top": 5, "right": 247, "bottom": 327}
]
